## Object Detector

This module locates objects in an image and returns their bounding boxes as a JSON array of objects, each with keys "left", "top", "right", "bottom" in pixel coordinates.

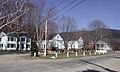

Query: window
[
  {"left": 21, "top": 44, "right": 24, "bottom": 49},
  {"left": 0, "top": 38, "right": 1, "bottom": 41},
  {"left": 26, "top": 44, "right": 30, "bottom": 48},
  {"left": 0, "top": 44, "right": 3, "bottom": 48},
  {"left": 8, "top": 37, "right": 16, "bottom": 41},
  {"left": 21, "top": 38, "right": 25, "bottom": 42},
  {"left": 73, "top": 45, "right": 75, "bottom": 48},
  {"left": 27, "top": 39, "right": 30, "bottom": 42},
  {"left": 7, "top": 44, "right": 16, "bottom": 48},
  {"left": 57, "top": 36, "right": 59, "bottom": 39},
  {"left": 44, "top": 45, "right": 45, "bottom": 48},
  {"left": 7, "top": 44, "right": 10, "bottom": 48},
  {"left": 101, "top": 44, "right": 104, "bottom": 47},
  {"left": 8, "top": 37, "right": 10, "bottom": 41},
  {"left": 97, "top": 44, "right": 99, "bottom": 48},
  {"left": 11, "top": 38, "right": 14, "bottom": 41},
  {"left": 11, "top": 44, "right": 16, "bottom": 48}
]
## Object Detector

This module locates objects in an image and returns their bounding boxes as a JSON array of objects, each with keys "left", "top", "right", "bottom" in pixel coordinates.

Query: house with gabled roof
[
  {"left": 0, "top": 31, "right": 7, "bottom": 50},
  {"left": 41, "top": 33, "right": 65, "bottom": 51},
  {"left": 60, "top": 32, "right": 84, "bottom": 49},
  {"left": 0, "top": 31, "right": 31, "bottom": 50},
  {"left": 0, "top": 32, "right": 17, "bottom": 50},
  {"left": 41, "top": 32, "right": 84, "bottom": 51}
]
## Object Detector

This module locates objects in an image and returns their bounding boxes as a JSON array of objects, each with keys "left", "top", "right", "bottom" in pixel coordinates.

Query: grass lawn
[{"left": 20, "top": 51, "right": 106, "bottom": 59}]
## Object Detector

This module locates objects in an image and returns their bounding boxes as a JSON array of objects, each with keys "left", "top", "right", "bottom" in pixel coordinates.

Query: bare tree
[
  {"left": 59, "top": 16, "right": 77, "bottom": 51},
  {"left": 80, "top": 29, "right": 94, "bottom": 50},
  {"left": 0, "top": 0, "right": 30, "bottom": 30},
  {"left": 31, "top": 0, "right": 59, "bottom": 54},
  {"left": 32, "top": 0, "right": 46, "bottom": 53},
  {"left": 88, "top": 19, "right": 112, "bottom": 42},
  {"left": 0, "top": 0, "right": 37, "bottom": 51},
  {"left": 88, "top": 19, "right": 112, "bottom": 49}
]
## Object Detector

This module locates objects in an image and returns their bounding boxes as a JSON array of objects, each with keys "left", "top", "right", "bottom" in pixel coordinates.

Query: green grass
[{"left": 20, "top": 51, "right": 107, "bottom": 60}]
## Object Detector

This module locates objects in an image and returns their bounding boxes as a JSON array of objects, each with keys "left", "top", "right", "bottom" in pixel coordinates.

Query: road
[{"left": 0, "top": 53, "right": 120, "bottom": 72}]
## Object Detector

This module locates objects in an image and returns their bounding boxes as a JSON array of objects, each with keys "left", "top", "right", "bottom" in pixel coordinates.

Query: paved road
[{"left": 0, "top": 53, "right": 120, "bottom": 72}]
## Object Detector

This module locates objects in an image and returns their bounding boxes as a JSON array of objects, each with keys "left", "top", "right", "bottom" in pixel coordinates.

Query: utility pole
[{"left": 43, "top": 19, "right": 48, "bottom": 56}]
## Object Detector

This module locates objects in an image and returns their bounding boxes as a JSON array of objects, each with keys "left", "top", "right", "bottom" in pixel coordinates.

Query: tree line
[{"left": 0, "top": 0, "right": 119, "bottom": 51}]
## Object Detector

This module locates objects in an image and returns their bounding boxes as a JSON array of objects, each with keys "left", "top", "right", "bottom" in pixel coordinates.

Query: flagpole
[{"left": 43, "top": 19, "right": 47, "bottom": 57}]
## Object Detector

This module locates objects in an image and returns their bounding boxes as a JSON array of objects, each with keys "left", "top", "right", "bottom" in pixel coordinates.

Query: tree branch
[{"left": 0, "top": 8, "right": 29, "bottom": 29}]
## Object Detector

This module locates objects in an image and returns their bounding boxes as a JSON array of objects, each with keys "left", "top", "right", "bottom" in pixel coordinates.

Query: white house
[
  {"left": 49, "top": 34, "right": 65, "bottom": 49},
  {"left": 0, "top": 31, "right": 8, "bottom": 50},
  {"left": 18, "top": 33, "right": 31, "bottom": 50},
  {"left": 41, "top": 32, "right": 84, "bottom": 51},
  {"left": 95, "top": 40, "right": 111, "bottom": 53},
  {"left": 60, "top": 32, "right": 84, "bottom": 50},
  {"left": 0, "top": 32, "right": 31, "bottom": 50},
  {"left": 67, "top": 37, "right": 83, "bottom": 50},
  {"left": 0, "top": 32, "right": 17, "bottom": 50},
  {"left": 41, "top": 34, "right": 65, "bottom": 50}
]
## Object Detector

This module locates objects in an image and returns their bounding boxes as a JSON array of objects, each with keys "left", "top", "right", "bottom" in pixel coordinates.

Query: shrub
[{"left": 31, "top": 42, "right": 39, "bottom": 56}]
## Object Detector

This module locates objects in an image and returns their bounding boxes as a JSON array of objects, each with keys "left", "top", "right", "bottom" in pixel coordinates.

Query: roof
[
  {"left": 45, "top": 31, "right": 84, "bottom": 41},
  {"left": 6, "top": 32, "right": 17, "bottom": 37},
  {"left": 59, "top": 31, "right": 83, "bottom": 41},
  {"left": 19, "top": 32, "right": 29, "bottom": 37},
  {"left": 48, "top": 33, "right": 58, "bottom": 40},
  {"left": 42, "top": 33, "right": 58, "bottom": 40},
  {"left": 96, "top": 40, "right": 107, "bottom": 44},
  {"left": 43, "top": 31, "right": 83, "bottom": 41},
  {"left": 0, "top": 31, "right": 29, "bottom": 38},
  {"left": 0, "top": 31, "right": 6, "bottom": 37}
]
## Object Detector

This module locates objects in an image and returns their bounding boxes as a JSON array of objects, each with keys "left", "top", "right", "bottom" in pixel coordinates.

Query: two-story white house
[
  {"left": 60, "top": 32, "right": 84, "bottom": 50},
  {"left": 41, "top": 34, "right": 65, "bottom": 50},
  {"left": 49, "top": 34, "right": 65, "bottom": 49},
  {"left": 18, "top": 33, "right": 31, "bottom": 50},
  {"left": 41, "top": 32, "right": 84, "bottom": 51},
  {"left": 0, "top": 32, "right": 8, "bottom": 50},
  {"left": 0, "top": 32, "right": 17, "bottom": 50},
  {"left": 0, "top": 32, "right": 31, "bottom": 50}
]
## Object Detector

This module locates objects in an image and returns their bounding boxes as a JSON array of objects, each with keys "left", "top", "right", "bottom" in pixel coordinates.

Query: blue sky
[{"left": 37, "top": 0, "right": 120, "bottom": 30}]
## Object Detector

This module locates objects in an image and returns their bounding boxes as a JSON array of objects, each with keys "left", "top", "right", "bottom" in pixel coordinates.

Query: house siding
[
  {"left": 18, "top": 36, "right": 31, "bottom": 50},
  {"left": 0, "top": 32, "right": 31, "bottom": 50},
  {"left": 41, "top": 34, "right": 84, "bottom": 50}
]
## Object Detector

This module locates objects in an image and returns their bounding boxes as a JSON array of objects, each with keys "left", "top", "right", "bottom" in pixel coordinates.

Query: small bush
[{"left": 31, "top": 42, "right": 39, "bottom": 56}]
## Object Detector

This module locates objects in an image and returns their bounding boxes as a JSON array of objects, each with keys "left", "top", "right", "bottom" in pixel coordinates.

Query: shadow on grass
[{"left": 80, "top": 60, "right": 118, "bottom": 72}]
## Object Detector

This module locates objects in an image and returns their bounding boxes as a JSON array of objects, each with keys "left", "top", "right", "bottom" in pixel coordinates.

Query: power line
[
  {"left": 54, "top": 0, "right": 86, "bottom": 20},
  {"left": 51, "top": 0, "right": 66, "bottom": 11},
  {"left": 42, "top": 0, "right": 66, "bottom": 23},
  {"left": 44, "top": 0, "right": 78, "bottom": 21},
  {"left": 57, "top": 0, "right": 77, "bottom": 13}
]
